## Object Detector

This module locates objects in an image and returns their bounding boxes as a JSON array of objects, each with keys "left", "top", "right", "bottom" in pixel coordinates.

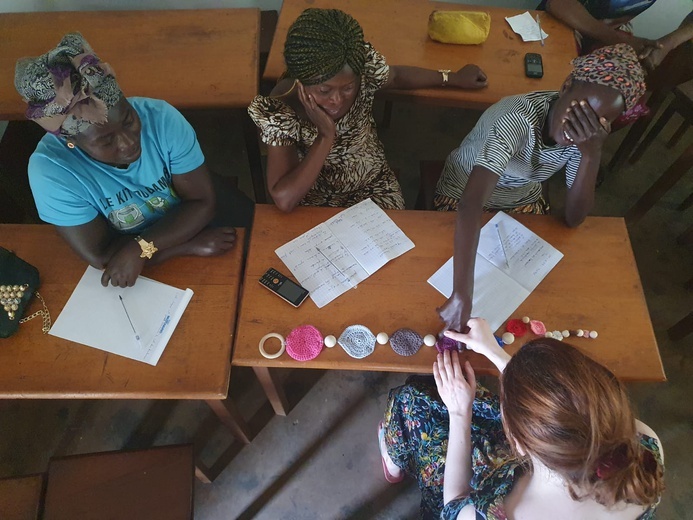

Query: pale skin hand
[
  {"left": 433, "top": 350, "right": 476, "bottom": 504},
  {"left": 444, "top": 318, "right": 511, "bottom": 373}
]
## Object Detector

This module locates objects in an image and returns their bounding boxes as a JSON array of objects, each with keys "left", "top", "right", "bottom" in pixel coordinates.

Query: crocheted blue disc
[
  {"left": 338, "top": 325, "right": 376, "bottom": 359},
  {"left": 390, "top": 328, "right": 423, "bottom": 356}
]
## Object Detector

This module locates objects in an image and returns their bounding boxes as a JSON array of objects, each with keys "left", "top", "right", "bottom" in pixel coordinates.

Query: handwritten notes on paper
[
  {"left": 50, "top": 266, "right": 193, "bottom": 365},
  {"left": 428, "top": 212, "right": 563, "bottom": 331},
  {"left": 275, "top": 199, "right": 415, "bottom": 308},
  {"left": 505, "top": 12, "right": 548, "bottom": 42}
]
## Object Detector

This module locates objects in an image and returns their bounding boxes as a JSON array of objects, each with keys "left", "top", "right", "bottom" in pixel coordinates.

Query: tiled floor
[{"left": 1, "top": 96, "right": 691, "bottom": 519}]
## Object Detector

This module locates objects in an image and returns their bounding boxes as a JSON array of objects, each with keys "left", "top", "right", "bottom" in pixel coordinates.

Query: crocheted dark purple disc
[
  {"left": 390, "top": 328, "right": 423, "bottom": 356},
  {"left": 435, "top": 335, "right": 460, "bottom": 353}
]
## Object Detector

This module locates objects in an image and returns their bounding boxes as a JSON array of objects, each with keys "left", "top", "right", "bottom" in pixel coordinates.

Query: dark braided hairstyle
[{"left": 283, "top": 8, "right": 367, "bottom": 85}]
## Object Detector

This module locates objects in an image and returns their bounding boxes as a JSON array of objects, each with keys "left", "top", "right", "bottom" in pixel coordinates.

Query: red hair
[{"left": 500, "top": 339, "right": 664, "bottom": 507}]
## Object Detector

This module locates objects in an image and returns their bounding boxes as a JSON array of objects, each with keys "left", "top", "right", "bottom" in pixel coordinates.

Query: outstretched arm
[
  {"left": 433, "top": 350, "right": 476, "bottom": 504},
  {"left": 384, "top": 65, "right": 487, "bottom": 91},
  {"left": 437, "top": 166, "right": 498, "bottom": 333},
  {"left": 445, "top": 318, "right": 512, "bottom": 373},
  {"left": 545, "top": 0, "right": 657, "bottom": 52}
]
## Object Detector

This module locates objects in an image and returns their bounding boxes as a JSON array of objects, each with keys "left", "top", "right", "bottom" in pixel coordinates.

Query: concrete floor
[{"left": 0, "top": 96, "right": 691, "bottom": 519}]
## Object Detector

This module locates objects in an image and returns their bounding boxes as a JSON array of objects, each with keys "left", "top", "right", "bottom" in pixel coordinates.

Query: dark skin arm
[
  {"left": 639, "top": 12, "right": 693, "bottom": 71},
  {"left": 57, "top": 163, "right": 231, "bottom": 287},
  {"left": 437, "top": 166, "right": 499, "bottom": 334},
  {"left": 545, "top": 0, "right": 658, "bottom": 53},
  {"left": 266, "top": 83, "right": 336, "bottom": 212},
  {"left": 562, "top": 100, "right": 611, "bottom": 227}
]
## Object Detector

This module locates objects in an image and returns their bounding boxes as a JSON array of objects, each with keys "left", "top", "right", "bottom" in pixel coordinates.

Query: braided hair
[{"left": 284, "top": 8, "right": 366, "bottom": 85}]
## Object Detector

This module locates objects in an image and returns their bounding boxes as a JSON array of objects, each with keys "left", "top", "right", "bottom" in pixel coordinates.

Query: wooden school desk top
[
  {"left": 0, "top": 225, "right": 245, "bottom": 399},
  {"left": 233, "top": 205, "right": 665, "bottom": 382},
  {"left": 263, "top": 0, "right": 577, "bottom": 109},
  {"left": 0, "top": 9, "right": 260, "bottom": 120}
]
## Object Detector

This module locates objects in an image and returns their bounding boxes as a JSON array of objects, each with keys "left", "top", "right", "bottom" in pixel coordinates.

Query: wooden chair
[
  {"left": 43, "top": 445, "right": 194, "bottom": 520},
  {"left": 625, "top": 81, "right": 693, "bottom": 223}
]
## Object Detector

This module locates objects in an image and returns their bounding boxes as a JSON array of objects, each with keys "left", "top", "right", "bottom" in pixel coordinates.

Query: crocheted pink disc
[
  {"left": 435, "top": 336, "right": 460, "bottom": 353},
  {"left": 285, "top": 325, "right": 323, "bottom": 361}
]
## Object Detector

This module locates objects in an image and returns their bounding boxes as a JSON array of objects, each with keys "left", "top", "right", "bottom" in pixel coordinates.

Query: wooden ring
[{"left": 259, "top": 333, "right": 286, "bottom": 359}]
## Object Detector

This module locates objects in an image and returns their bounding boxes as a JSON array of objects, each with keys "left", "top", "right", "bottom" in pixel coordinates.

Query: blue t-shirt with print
[{"left": 28, "top": 97, "right": 204, "bottom": 234}]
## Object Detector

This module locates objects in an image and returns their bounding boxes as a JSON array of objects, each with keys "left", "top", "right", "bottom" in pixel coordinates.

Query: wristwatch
[
  {"left": 438, "top": 69, "right": 451, "bottom": 86},
  {"left": 134, "top": 236, "right": 158, "bottom": 259}
]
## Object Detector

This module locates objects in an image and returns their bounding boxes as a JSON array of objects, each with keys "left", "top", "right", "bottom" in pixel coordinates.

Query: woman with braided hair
[{"left": 248, "top": 8, "right": 487, "bottom": 211}]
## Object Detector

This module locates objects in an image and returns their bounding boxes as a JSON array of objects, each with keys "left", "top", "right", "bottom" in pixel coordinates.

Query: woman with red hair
[{"left": 378, "top": 319, "right": 664, "bottom": 519}]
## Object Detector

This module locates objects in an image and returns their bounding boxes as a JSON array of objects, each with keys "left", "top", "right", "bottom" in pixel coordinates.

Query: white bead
[
  {"left": 324, "top": 335, "right": 337, "bottom": 348},
  {"left": 545, "top": 331, "right": 553, "bottom": 338},
  {"left": 501, "top": 332, "right": 515, "bottom": 345},
  {"left": 423, "top": 334, "right": 436, "bottom": 347},
  {"left": 589, "top": 330, "right": 598, "bottom": 339},
  {"left": 562, "top": 330, "right": 570, "bottom": 338},
  {"left": 555, "top": 334, "right": 563, "bottom": 341},
  {"left": 576, "top": 329, "right": 584, "bottom": 337},
  {"left": 553, "top": 331, "right": 562, "bottom": 339},
  {"left": 376, "top": 332, "right": 389, "bottom": 345},
  {"left": 522, "top": 316, "right": 530, "bottom": 323}
]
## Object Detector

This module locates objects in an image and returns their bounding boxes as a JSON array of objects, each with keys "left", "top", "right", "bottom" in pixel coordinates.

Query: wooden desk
[
  {"left": 0, "top": 225, "right": 249, "bottom": 482},
  {"left": 233, "top": 205, "right": 665, "bottom": 415},
  {"left": 0, "top": 9, "right": 267, "bottom": 202},
  {"left": 264, "top": 0, "right": 577, "bottom": 109}
]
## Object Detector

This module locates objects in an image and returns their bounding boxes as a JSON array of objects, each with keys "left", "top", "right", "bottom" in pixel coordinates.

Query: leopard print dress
[{"left": 248, "top": 43, "right": 405, "bottom": 210}]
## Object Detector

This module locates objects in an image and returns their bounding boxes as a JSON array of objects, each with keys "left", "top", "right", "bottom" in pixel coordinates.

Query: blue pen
[
  {"left": 495, "top": 223, "right": 511, "bottom": 269},
  {"left": 119, "top": 295, "right": 144, "bottom": 349}
]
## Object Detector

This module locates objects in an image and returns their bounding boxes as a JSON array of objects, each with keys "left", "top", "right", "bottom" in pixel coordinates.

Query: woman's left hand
[
  {"left": 638, "top": 39, "right": 670, "bottom": 72},
  {"left": 449, "top": 65, "right": 488, "bottom": 89},
  {"left": 562, "top": 99, "right": 610, "bottom": 154},
  {"left": 433, "top": 350, "right": 476, "bottom": 418}
]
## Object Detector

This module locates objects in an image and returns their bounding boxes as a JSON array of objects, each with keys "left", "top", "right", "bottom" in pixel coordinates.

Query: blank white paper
[{"left": 49, "top": 266, "right": 193, "bottom": 365}]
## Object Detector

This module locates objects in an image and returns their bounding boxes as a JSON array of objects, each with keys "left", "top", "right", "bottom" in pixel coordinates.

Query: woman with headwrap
[
  {"left": 15, "top": 33, "right": 253, "bottom": 288},
  {"left": 434, "top": 44, "right": 647, "bottom": 334},
  {"left": 248, "top": 8, "right": 487, "bottom": 212}
]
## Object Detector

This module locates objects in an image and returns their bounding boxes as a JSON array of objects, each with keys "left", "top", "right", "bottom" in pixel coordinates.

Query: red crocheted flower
[{"left": 506, "top": 319, "right": 528, "bottom": 337}]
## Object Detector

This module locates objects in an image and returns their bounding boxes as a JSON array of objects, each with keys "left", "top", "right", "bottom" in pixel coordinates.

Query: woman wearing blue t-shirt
[{"left": 15, "top": 33, "right": 253, "bottom": 288}]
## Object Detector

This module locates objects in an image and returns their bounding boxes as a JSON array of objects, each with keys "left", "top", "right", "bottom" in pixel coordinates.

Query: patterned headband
[
  {"left": 569, "top": 43, "right": 646, "bottom": 112},
  {"left": 14, "top": 32, "right": 123, "bottom": 137}
]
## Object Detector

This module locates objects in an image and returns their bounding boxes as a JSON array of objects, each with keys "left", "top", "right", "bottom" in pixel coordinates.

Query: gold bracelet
[{"left": 438, "top": 69, "right": 451, "bottom": 86}]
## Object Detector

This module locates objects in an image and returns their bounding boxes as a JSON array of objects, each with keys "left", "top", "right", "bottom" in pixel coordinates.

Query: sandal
[{"left": 378, "top": 421, "right": 404, "bottom": 483}]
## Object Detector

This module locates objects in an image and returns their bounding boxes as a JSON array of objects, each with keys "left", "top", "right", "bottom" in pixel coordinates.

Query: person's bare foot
[{"left": 378, "top": 422, "right": 403, "bottom": 481}]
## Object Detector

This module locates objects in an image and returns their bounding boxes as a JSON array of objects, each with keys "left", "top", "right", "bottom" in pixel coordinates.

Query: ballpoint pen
[
  {"left": 119, "top": 295, "right": 144, "bottom": 349},
  {"left": 495, "top": 223, "right": 511, "bottom": 269},
  {"left": 315, "top": 246, "right": 356, "bottom": 288},
  {"left": 536, "top": 14, "right": 545, "bottom": 46}
]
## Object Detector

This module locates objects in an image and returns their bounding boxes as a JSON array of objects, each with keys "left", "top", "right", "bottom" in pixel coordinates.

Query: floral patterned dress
[
  {"left": 383, "top": 377, "right": 664, "bottom": 520},
  {"left": 247, "top": 43, "right": 404, "bottom": 210}
]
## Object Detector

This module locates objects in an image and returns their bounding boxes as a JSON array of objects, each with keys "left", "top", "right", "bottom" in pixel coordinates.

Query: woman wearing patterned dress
[
  {"left": 435, "top": 44, "right": 648, "bottom": 334},
  {"left": 378, "top": 318, "right": 665, "bottom": 519},
  {"left": 248, "top": 8, "right": 487, "bottom": 211}
]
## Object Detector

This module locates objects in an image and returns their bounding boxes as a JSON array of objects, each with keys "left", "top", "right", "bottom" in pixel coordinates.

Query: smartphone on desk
[
  {"left": 259, "top": 267, "right": 310, "bottom": 307},
  {"left": 524, "top": 53, "right": 544, "bottom": 78}
]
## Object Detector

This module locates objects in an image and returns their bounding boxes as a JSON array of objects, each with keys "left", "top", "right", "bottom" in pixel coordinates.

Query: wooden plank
[
  {"left": 264, "top": 0, "right": 576, "bottom": 109},
  {"left": 0, "top": 9, "right": 260, "bottom": 119}
]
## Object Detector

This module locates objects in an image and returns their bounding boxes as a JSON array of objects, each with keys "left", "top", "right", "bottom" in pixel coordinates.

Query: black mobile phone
[
  {"left": 259, "top": 267, "right": 310, "bottom": 307},
  {"left": 524, "top": 53, "right": 544, "bottom": 78}
]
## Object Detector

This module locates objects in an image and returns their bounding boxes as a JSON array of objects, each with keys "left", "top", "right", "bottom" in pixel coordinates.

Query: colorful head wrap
[
  {"left": 284, "top": 8, "right": 367, "bottom": 85},
  {"left": 569, "top": 43, "right": 646, "bottom": 112},
  {"left": 14, "top": 32, "right": 123, "bottom": 137}
]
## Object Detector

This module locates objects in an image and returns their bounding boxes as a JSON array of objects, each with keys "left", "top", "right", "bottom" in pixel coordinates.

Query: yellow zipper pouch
[{"left": 428, "top": 10, "right": 491, "bottom": 45}]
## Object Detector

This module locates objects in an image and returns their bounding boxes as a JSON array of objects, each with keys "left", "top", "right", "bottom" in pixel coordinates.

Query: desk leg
[
  {"left": 253, "top": 366, "right": 289, "bottom": 416},
  {"left": 205, "top": 397, "right": 253, "bottom": 445},
  {"left": 195, "top": 462, "right": 213, "bottom": 484}
]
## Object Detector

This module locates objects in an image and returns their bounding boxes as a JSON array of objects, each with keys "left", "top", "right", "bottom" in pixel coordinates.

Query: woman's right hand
[
  {"left": 297, "top": 82, "right": 336, "bottom": 140},
  {"left": 445, "top": 318, "right": 511, "bottom": 373}
]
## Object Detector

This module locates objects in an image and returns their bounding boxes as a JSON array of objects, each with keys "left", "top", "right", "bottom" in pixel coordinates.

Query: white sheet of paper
[
  {"left": 505, "top": 11, "right": 549, "bottom": 42},
  {"left": 275, "top": 199, "right": 414, "bottom": 308},
  {"left": 427, "top": 213, "right": 563, "bottom": 331},
  {"left": 49, "top": 266, "right": 193, "bottom": 365}
]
